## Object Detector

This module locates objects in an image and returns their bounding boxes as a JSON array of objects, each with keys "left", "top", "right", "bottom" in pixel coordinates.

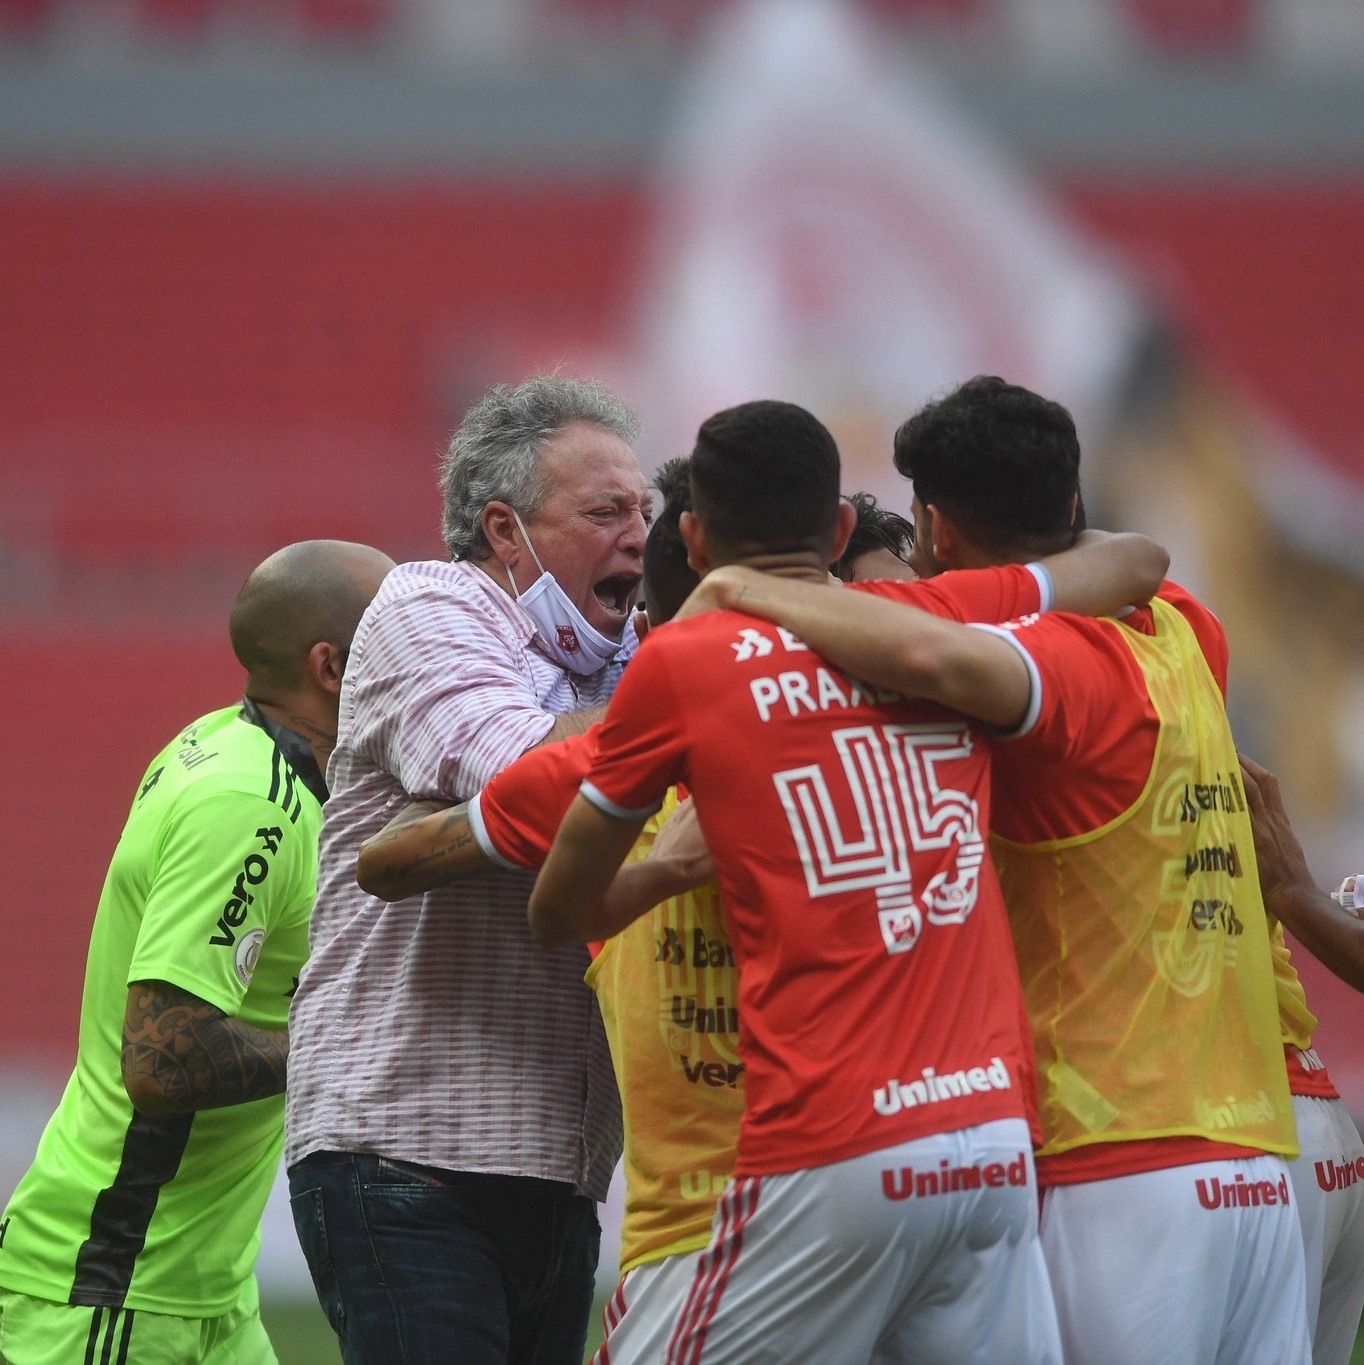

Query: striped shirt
[{"left": 284, "top": 559, "right": 630, "bottom": 1199}]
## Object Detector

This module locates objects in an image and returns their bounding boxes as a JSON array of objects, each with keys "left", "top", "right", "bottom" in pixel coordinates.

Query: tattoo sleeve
[{"left": 122, "top": 980, "right": 289, "bottom": 1113}]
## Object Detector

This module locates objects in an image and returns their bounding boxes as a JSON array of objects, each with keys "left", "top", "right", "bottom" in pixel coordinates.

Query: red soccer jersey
[
  {"left": 579, "top": 608, "right": 1040, "bottom": 1179},
  {"left": 985, "top": 583, "right": 1275, "bottom": 1182},
  {"left": 989, "top": 581, "right": 1225, "bottom": 845},
  {"left": 855, "top": 561, "right": 1050, "bottom": 624}
]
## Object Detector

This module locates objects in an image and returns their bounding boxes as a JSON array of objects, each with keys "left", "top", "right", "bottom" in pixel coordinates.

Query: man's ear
[
  {"left": 679, "top": 511, "right": 710, "bottom": 576},
  {"left": 481, "top": 501, "right": 523, "bottom": 569},
  {"left": 924, "top": 502, "right": 961, "bottom": 565},
  {"left": 828, "top": 500, "right": 858, "bottom": 566},
  {"left": 308, "top": 641, "right": 347, "bottom": 697}
]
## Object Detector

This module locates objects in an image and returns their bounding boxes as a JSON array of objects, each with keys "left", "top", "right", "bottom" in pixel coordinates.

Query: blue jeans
[{"left": 288, "top": 1152, "right": 600, "bottom": 1365}]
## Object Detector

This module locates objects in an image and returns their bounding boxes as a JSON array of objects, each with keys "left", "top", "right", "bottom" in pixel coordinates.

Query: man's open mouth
[{"left": 593, "top": 574, "right": 641, "bottom": 619}]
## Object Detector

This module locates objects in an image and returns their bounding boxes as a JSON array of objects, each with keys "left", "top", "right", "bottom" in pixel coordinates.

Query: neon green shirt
[{"left": 0, "top": 704, "right": 323, "bottom": 1317}]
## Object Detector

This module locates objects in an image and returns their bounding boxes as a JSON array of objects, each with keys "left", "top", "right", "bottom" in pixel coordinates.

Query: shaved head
[{"left": 230, "top": 540, "right": 394, "bottom": 692}]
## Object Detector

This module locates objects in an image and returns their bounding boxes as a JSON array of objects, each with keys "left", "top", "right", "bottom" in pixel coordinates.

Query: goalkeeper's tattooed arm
[{"left": 122, "top": 981, "right": 289, "bottom": 1113}]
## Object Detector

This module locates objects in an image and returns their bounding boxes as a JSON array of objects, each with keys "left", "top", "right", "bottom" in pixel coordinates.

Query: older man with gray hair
[{"left": 285, "top": 377, "right": 651, "bottom": 1365}]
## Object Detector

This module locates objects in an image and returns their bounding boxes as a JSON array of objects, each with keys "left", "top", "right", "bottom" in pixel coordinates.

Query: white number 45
[{"left": 773, "top": 723, "right": 985, "bottom": 955}]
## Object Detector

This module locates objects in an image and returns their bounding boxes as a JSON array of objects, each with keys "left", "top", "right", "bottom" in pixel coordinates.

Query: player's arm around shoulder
[
  {"left": 1038, "top": 530, "right": 1169, "bottom": 616},
  {"left": 528, "top": 795, "right": 651, "bottom": 949}
]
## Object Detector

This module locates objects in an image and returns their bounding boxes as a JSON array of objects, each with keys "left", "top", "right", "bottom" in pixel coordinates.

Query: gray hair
[{"left": 440, "top": 376, "right": 640, "bottom": 561}]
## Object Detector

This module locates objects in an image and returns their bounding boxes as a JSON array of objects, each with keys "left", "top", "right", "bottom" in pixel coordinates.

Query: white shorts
[
  {"left": 664, "top": 1117, "right": 1062, "bottom": 1365},
  {"left": 594, "top": 1251, "right": 704, "bottom": 1365},
  {"left": 1286, "top": 1093, "right": 1364, "bottom": 1365},
  {"left": 1040, "top": 1154, "right": 1312, "bottom": 1365}
]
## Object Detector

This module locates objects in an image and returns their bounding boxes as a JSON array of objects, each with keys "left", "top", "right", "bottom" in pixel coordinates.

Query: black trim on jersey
[
  {"left": 69, "top": 1111, "right": 194, "bottom": 1308},
  {"left": 239, "top": 696, "right": 329, "bottom": 808}
]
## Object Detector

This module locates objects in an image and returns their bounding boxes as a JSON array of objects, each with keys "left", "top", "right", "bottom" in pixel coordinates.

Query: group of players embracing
[{"left": 356, "top": 378, "right": 1364, "bottom": 1365}]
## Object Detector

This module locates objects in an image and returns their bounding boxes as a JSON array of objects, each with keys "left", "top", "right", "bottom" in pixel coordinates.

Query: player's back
[
  {"left": 594, "top": 611, "right": 1037, "bottom": 1179},
  {"left": 980, "top": 594, "right": 1294, "bottom": 1164}
]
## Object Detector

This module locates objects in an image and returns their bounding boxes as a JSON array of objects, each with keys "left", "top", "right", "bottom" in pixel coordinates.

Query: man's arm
[
  {"left": 1240, "top": 754, "right": 1364, "bottom": 992},
  {"left": 598, "top": 798, "right": 717, "bottom": 926},
  {"left": 356, "top": 799, "right": 491, "bottom": 901},
  {"left": 676, "top": 577, "right": 1035, "bottom": 726},
  {"left": 529, "top": 797, "right": 651, "bottom": 948},
  {"left": 679, "top": 530, "right": 1167, "bottom": 628},
  {"left": 539, "top": 705, "right": 606, "bottom": 746},
  {"left": 1038, "top": 530, "right": 1169, "bottom": 614},
  {"left": 121, "top": 981, "right": 289, "bottom": 1114}
]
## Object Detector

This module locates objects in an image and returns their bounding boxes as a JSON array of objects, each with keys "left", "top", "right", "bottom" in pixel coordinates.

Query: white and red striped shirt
[{"left": 284, "top": 559, "right": 630, "bottom": 1198}]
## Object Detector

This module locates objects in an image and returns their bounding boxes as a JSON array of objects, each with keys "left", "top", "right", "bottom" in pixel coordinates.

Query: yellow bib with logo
[
  {"left": 585, "top": 788, "right": 743, "bottom": 1276},
  {"left": 993, "top": 597, "right": 1295, "bottom": 1159}
]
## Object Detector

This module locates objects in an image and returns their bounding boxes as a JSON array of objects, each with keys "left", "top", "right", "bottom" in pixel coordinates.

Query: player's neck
[
  {"left": 248, "top": 693, "right": 338, "bottom": 773},
  {"left": 720, "top": 550, "right": 831, "bottom": 583}
]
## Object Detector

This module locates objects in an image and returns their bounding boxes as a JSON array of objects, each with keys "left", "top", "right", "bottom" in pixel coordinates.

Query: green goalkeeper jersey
[{"left": 0, "top": 703, "right": 324, "bottom": 1317}]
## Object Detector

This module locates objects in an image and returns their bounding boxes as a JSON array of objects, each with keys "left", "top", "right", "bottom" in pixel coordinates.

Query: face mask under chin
[{"left": 508, "top": 511, "right": 625, "bottom": 676}]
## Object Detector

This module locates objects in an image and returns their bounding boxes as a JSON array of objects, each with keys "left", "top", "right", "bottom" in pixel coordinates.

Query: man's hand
[
  {"left": 122, "top": 981, "right": 289, "bottom": 1113},
  {"left": 673, "top": 567, "right": 756, "bottom": 621},
  {"left": 648, "top": 796, "right": 715, "bottom": 893},
  {"left": 1239, "top": 754, "right": 1315, "bottom": 907},
  {"left": 1239, "top": 754, "right": 1364, "bottom": 992}
]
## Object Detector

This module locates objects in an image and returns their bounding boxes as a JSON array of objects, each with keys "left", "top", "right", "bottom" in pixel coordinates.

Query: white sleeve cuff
[
  {"left": 966, "top": 623, "right": 1043, "bottom": 738},
  {"left": 1027, "top": 561, "right": 1055, "bottom": 613},
  {"left": 466, "top": 791, "right": 521, "bottom": 870},
  {"left": 579, "top": 780, "right": 664, "bottom": 822}
]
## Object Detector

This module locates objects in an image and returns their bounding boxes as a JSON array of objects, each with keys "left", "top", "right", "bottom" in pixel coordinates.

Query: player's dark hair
[
  {"left": 642, "top": 456, "right": 698, "bottom": 625},
  {"left": 832, "top": 492, "right": 915, "bottom": 582},
  {"left": 690, "top": 401, "right": 841, "bottom": 557},
  {"left": 893, "top": 376, "right": 1080, "bottom": 553}
]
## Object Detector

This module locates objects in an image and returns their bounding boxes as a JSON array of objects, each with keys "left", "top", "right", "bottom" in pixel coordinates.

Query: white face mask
[{"left": 508, "top": 511, "right": 624, "bottom": 675}]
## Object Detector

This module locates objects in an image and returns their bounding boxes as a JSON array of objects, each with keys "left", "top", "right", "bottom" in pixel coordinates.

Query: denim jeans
[{"left": 288, "top": 1152, "right": 600, "bottom": 1365}]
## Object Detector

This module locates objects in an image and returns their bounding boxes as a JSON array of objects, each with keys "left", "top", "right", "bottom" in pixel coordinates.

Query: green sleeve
[{"left": 127, "top": 786, "right": 313, "bottom": 1017}]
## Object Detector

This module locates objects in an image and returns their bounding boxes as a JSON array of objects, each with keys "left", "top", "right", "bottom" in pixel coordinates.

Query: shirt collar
[{"left": 239, "top": 696, "right": 330, "bottom": 804}]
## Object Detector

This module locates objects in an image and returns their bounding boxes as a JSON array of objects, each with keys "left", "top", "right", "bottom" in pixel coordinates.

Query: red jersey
[
  {"left": 989, "top": 582, "right": 1226, "bottom": 845},
  {"left": 579, "top": 607, "right": 1040, "bottom": 1179},
  {"left": 470, "top": 727, "right": 600, "bottom": 871},
  {"left": 855, "top": 561, "right": 1051, "bottom": 624},
  {"left": 987, "top": 583, "right": 1292, "bottom": 1183}
]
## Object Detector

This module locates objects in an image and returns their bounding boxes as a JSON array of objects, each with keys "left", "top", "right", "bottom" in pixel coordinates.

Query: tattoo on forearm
[
  {"left": 400, "top": 814, "right": 477, "bottom": 874},
  {"left": 369, "top": 800, "right": 451, "bottom": 843},
  {"left": 122, "top": 981, "right": 288, "bottom": 1112}
]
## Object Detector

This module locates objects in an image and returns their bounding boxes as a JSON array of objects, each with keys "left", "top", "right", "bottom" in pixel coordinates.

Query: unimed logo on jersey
[
  {"left": 1195, "top": 1171, "right": 1291, "bottom": 1210},
  {"left": 1316, "top": 1155, "right": 1364, "bottom": 1192},
  {"left": 873, "top": 1057, "right": 1012, "bottom": 1116}
]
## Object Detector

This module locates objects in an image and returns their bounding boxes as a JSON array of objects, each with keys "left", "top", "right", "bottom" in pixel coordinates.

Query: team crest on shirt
[
  {"left": 234, "top": 927, "right": 266, "bottom": 987},
  {"left": 878, "top": 900, "right": 923, "bottom": 955}
]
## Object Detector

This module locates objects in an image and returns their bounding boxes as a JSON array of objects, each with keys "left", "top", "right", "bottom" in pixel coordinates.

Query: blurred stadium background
[{"left": 3, "top": 0, "right": 1364, "bottom": 1359}]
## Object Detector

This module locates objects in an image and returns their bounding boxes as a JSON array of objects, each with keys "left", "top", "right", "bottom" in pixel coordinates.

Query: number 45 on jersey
[{"left": 774, "top": 723, "right": 985, "bottom": 956}]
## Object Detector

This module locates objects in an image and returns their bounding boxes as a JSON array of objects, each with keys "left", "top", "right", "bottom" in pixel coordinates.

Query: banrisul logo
[{"left": 873, "top": 1057, "right": 1012, "bottom": 1116}]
